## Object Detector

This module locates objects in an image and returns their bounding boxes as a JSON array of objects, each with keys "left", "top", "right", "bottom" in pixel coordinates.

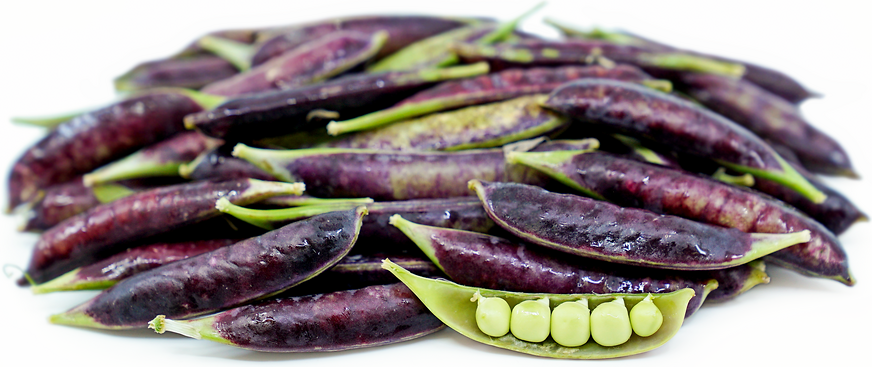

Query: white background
[{"left": 1, "top": 1, "right": 870, "bottom": 365}]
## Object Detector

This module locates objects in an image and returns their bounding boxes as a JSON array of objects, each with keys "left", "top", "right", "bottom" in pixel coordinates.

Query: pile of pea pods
[{"left": 5, "top": 4, "right": 865, "bottom": 360}]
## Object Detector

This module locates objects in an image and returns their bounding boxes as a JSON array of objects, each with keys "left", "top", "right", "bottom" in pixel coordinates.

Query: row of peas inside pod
[{"left": 474, "top": 291, "right": 662, "bottom": 347}]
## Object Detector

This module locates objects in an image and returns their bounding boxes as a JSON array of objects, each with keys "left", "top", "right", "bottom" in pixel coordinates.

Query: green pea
[
  {"left": 473, "top": 291, "right": 511, "bottom": 337},
  {"left": 630, "top": 294, "right": 663, "bottom": 337},
  {"left": 550, "top": 299, "right": 590, "bottom": 347},
  {"left": 510, "top": 297, "right": 550, "bottom": 343},
  {"left": 590, "top": 297, "right": 632, "bottom": 347}
]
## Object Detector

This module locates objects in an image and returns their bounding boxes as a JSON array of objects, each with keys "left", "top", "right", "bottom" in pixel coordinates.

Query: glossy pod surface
[
  {"left": 543, "top": 78, "right": 824, "bottom": 203},
  {"left": 383, "top": 260, "right": 695, "bottom": 359},
  {"left": 509, "top": 150, "right": 852, "bottom": 284},
  {"left": 51, "top": 207, "right": 367, "bottom": 329},
  {"left": 149, "top": 283, "right": 444, "bottom": 352}
]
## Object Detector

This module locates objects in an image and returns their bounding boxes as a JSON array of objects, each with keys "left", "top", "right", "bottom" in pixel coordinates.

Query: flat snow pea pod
[
  {"left": 148, "top": 282, "right": 444, "bottom": 352},
  {"left": 30, "top": 239, "right": 238, "bottom": 294},
  {"left": 184, "top": 63, "right": 490, "bottom": 141},
  {"left": 451, "top": 40, "right": 745, "bottom": 78},
  {"left": 50, "top": 207, "right": 367, "bottom": 329},
  {"left": 507, "top": 150, "right": 852, "bottom": 284},
  {"left": 388, "top": 215, "right": 717, "bottom": 317},
  {"left": 705, "top": 261, "right": 770, "bottom": 303},
  {"left": 326, "top": 64, "right": 669, "bottom": 135},
  {"left": 114, "top": 56, "right": 240, "bottom": 92},
  {"left": 6, "top": 90, "right": 222, "bottom": 213},
  {"left": 672, "top": 72, "right": 855, "bottom": 177},
  {"left": 383, "top": 259, "right": 696, "bottom": 359},
  {"left": 179, "top": 146, "right": 277, "bottom": 182},
  {"left": 24, "top": 178, "right": 305, "bottom": 285},
  {"left": 249, "top": 16, "right": 479, "bottom": 68},
  {"left": 231, "top": 144, "right": 551, "bottom": 201},
  {"left": 543, "top": 78, "right": 826, "bottom": 203},
  {"left": 321, "top": 95, "right": 569, "bottom": 151},
  {"left": 18, "top": 179, "right": 139, "bottom": 232},
  {"left": 201, "top": 31, "right": 388, "bottom": 97},
  {"left": 544, "top": 19, "right": 818, "bottom": 104},
  {"left": 82, "top": 131, "right": 223, "bottom": 187},
  {"left": 469, "top": 180, "right": 812, "bottom": 271}
]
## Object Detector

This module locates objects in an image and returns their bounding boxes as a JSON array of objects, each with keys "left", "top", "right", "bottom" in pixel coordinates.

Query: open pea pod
[{"left": 383, "top": 259, "right": 695, "bottom": 359}]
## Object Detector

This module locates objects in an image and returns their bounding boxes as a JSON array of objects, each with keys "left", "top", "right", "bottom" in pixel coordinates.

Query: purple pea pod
[
  {"left": 469, "top": 180, "right": 811, "bottom": 271},
  {"left": 6, "top": 89, "right": 225, "bottom": 213},
  {"left": 544, "top": 19, "right": 818, "bottom": 104},
  {"left": 114, "top": 56, "right": 239, "bottom": 92},
  {"left": 230, "top": 139, "right": 579, "bottom": 201},
  {"left": 705, "top": 261, "right": 770, "bottom": 303},
  {"left": 508, "top": 150, "right": 852, "bottom": 285},
  {"left": 249, "top": 15, "right": 478, "bottom": 68},
  {"left": 184, "top": 62, "right": 489, "bottom": 141},
  {"left": 179, "top": 145, "right": 276, "bottom": 182},
  {"left": 543, "top": 78, "right": 826, "bottom": 203},
  {"left": 366, "top": 23, "right": 500, "bottom": 72},
  {"left": 148, "top": 283, "right": 443, "bottom": 352},
  {"left": 327, "top": 64, "right": 669, "bottom": 135},
  {"left": 388, "top": 215, "right": 717, "bottom": 317},
  {"left": 30, "top": 239, "right": 239, "bottom": 294},
  {"left": 201, "top": 31, "right": 388, "bottom": 97},
  {"left": 82, "top": 131, "right": 223, "bottom": 187},
  {"left": 322, "top": 95, "right": 569, "bottom": 151},
  {"left": 23, "top": 178, "right": 305, "bottom": 285},
  {"left": 452, "top": 40, "right": 746, "bottom": 78},
  {"left": 672, "top": 72, "right": 855, "bottom": 177},
  {"left": 49, "top": 207, "right": 366, "bottom": 330}
]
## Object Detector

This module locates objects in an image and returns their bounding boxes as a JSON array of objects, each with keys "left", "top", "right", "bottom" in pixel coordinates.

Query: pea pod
[
  {"left": 18, "top": 179, "right": 141, "bottom": 232},
  {"left": 200, "top": 31, "right": 388, "bottom": 97},
  {"left": 706, "top": 261, "right": 770, "bottom": 303},
  {"left": 179, "top": 146, "right": 276, "bottom": 182},
  {"left": 543, "top": 78, "right": 826, "bottom": 203},
  {"left": 114, "top": 56, "right": 239, "bottom": 92},
  {"left": 382, "top": 259, "right": 696, "bottom": 359},
  {"left": 327, "top": 64, "right": 668, "bottom": 136},
  {"left": 147, "top": 283, "right": 444, "bottom": 352},
  {"left": 469, "top": 180, "right": 812, "bottom": 271},
  {"left": 184, "top": 63, "right": 490, "bottom": 141},
  {"left": 507, "top": 150, "right": 852, "bottom": 284}
]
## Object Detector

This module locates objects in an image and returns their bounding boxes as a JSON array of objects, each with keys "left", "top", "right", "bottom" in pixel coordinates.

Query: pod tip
[
  {"left": 325, "top": 121, "right": 342, "bottom": 136},
  {"left": 149, "top": 315, "right": 202, "bottom": 339}
]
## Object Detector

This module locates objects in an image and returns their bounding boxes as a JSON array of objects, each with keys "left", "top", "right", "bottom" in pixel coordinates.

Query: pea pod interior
[{"left": 383, "top": 259, "right": 695, "bottom": 359}]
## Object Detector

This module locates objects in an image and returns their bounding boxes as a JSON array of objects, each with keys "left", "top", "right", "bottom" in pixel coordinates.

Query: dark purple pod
[
  {"left": 327, "top": 64, "right": 668, "bottom": 135},
  {"left": 508, "top": 150, "right": 852, "bottom": 284},
  {"left": 389, "top": 215, "right": 716, "bottom": 317},
  {"left": 179, "top": 146, "right": 276, "bottom": 182},
  {"left": 6, "top": 92, "right": 205, "bottom": 212},
  {"left": 184, "top": 63, "right": 489, "bottom": 141},
  {"left": 469, "top": 180, "right": 811, "bottom": 271},
  {"left": 250, "top": 15, "right": 475, "bottom": 67},
  {"left": 231, "top": 144, "right": 549, "bottom": 201},
  {"left": 543, "top": 78, "right": 825, "bottom": 203},
  {"left": 705, "top": 261, "right": 770, "bottom": 303},
  {"left": 82, "top": 131, "right": 223, "bottom": 186},
  {"left": 50, "top": 207, "right": 366, "bottom": 329},
  {"left": 149, "top": 283, "right": 444, "bottom": 352},
  {"left": 114, "top": 56, "right": 239, "bottom": 92},
  {"left": 673, "top": 72, "right": 855, "bottom": 177},
  {"left": 201, "top": 31, "right": 388, "bottom": 97},
  {"left": 30, "top": 239, "right": 239, "bottom": 294},
  {"left": 24, "top": 178, "right": 305, "bottom": 285},
  {"left": 452, "top": 40, "right": 745, "bottom": 77},
  {"left": 281, "top": 253, "right": 443, "bottom": 296}
]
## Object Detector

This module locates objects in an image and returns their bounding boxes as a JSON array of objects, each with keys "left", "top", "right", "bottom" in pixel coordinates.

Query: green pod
[{"left": 382, "top": 259, "right": 695, "bottom": 359}]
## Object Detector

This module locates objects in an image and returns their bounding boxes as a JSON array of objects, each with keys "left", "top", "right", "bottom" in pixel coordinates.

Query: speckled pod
[
  {"left": 470, "top": 180, "right": 812, "bottom": 271},
  {"left": 24, "top": 178, "right": 305, "bottom": 285},
  {"left": 7, "top": 92, "right": 204, "bottom": 212},
  {"left": 388, "top": 215, "right": 716, "bottom": 317},
  {"left": 184, "top": 63, "right": 489, "bottom": 141},
  {"left": 673, "top": 73, "right": 854, "bottom": 177},
  {"left": 508, "top": 150, "right": 851, "bottom": 284},
  {"left": 149, "top": 283, "right": 444, "bottom": 352},
  {"left": 50, "top": 207, "right": 366, "bottom": 329},
  {"left": 202, "top": 31, "right": 387, "bottom": 97},
  {"left": 31, "top": 239, "right": 239, "bottom": 294},
  {"left": 543, "top": 78, "right": 825, "bottom": 203}
]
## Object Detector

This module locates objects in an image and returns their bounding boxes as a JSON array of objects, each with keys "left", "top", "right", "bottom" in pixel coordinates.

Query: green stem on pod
[
  {"left": 382, "top": 259, "right": 696, "bottom": 359},
  {"left": 712, "top": 167, "right": 756, "bottom": 187},
  {"left": 198, "top": 35, "right": 256, "bottom": 71},
  {"left": 718, "top": 154, "right": 826, "bottom": 204},
  {"left": 215, "top": 198, "right": 364, "bottom": 230}
]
